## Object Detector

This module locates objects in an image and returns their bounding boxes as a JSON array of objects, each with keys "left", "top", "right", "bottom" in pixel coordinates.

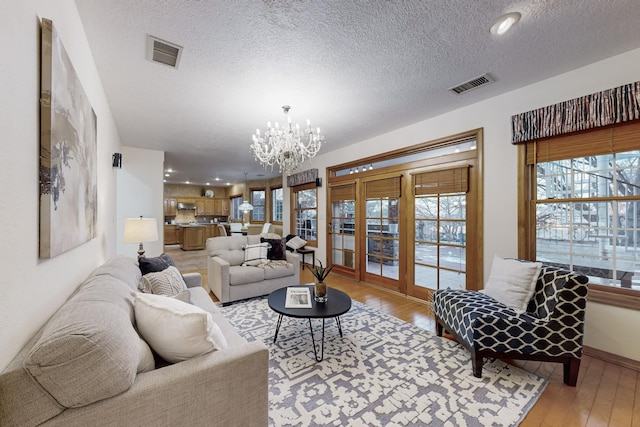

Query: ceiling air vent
[
  {"left": 146, "top": 35, "right": 182, "bottom": 68},
  {"left": 449, "top": 73, "right": 494, "bottom": 95}
]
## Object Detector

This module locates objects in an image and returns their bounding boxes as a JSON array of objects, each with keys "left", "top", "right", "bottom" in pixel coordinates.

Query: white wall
[
  {"left": 300, "top": 48, "right": 640, "bottom": 361},
  {"left": 0, "top": 0, "right": 124, "bottom": 370},
  {"left": 116, "top": 146, "right": 165, "bottom": 258}
]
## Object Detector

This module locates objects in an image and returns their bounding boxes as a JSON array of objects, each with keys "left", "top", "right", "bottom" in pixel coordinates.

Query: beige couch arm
[
  {"left": 208, "top": 256, "right": 230, "bottom": 302},
  {"left": 286, "top": 251, "right": 301, "bottom": 280},
  {"left": 183, "top": 272, "right": 202, "bottom": 288},
  {"left": 46, "top": 341, "right": 269, "bottom": 426}
]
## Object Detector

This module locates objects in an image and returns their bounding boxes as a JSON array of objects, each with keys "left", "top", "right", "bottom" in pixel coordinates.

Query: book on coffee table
[{"left": 285, "top": 287, "right": 312, "bottom": 308}]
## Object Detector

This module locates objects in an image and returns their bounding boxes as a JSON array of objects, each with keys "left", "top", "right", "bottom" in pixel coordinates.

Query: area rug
[{"left": 222, "top": 296, "right": 547, "bottom": 427}]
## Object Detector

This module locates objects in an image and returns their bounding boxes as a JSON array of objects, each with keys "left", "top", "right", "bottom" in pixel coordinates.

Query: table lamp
[{"left": 123, "top": 216, "right": 158, "bottom": 258}]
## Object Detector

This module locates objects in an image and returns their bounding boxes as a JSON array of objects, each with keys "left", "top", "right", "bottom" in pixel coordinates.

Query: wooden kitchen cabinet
[
  {"left": 204, "top": 199, "right": 215, "bottom": 215},
  {"left": 214, "top": 199, "right": 229, "bottom": 215},
  {"left": 195, "top": 199, "right": 205, "bottom": 215},
  {"left": 164, "top": 225, "right": 178, "bottom": 245},
  {"left": 163, "top": 198, "right": 177, "bottom": 216}
]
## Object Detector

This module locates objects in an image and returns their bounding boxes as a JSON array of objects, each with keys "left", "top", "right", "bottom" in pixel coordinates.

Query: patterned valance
[
  {"left": 286, "top": 168, "right": 318, "bottom": 187},
  {"left": 511, "top": 81, "right": 640, "bottom": 144}
]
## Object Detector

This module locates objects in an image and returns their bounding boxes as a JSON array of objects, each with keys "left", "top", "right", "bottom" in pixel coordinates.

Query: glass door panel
[
  {"left": 330, "top": 197, "right": 356, "bottom": 271},
  {"left": 413, "top": 193, "right": 466, "bottom": 293}
]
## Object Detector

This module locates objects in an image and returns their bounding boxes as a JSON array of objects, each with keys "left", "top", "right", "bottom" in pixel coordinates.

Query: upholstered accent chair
[{"left": 433, "top": 264, "right": 589, "bottom": 386}]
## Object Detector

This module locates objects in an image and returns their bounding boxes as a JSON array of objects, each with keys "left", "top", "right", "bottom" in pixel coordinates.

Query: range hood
[{"left": 177, "top": 202, "right": 197, "bottom": 210}]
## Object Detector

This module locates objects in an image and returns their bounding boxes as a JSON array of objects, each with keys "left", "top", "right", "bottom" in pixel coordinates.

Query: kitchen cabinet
[
  {"left": 195, "top": 199, "right": 205, "bottom": 215},
  {"left": 205, "top": 199, "right": 215, "bottom": 215},
  {"left": 181, "top": 226, "right": 205, "bottom": 250},
  {"left": 163, "top": 198, "right": 177, "bottom": 216},
  {"left": 164, "top": 225, "right": 178, "bottom": 245},
  {"left": 214, "top": 199, "right": 229, "bottom": 215},
  {"left": 196, "top": 198, "right": 215, "bottom": 216}
]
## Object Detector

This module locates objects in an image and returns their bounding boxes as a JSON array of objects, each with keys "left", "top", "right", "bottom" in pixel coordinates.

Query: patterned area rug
[{"left": 222, "top": 296, "right": 547, "bottom": 427}]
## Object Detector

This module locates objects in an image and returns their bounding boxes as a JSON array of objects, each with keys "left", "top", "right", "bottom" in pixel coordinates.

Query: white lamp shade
[
  {"left": 123, "top": 217, "right": 158, "bottom": 243},
  {"left": 239, "top": 200, "right": 254, "bottom": 212}
]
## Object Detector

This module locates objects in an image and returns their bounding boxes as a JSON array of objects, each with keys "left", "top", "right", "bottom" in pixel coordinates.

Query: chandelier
[{"left": 250, "top": 105, "right": 325, "bottom": 175}]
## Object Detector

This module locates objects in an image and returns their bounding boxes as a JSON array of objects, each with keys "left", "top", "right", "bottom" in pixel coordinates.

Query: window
[
  {"left": 251, "top": 189, "right": 265, "bottom": 222},
  {"left": 291, "top": 183, "right": 317, "bottom": 245},
  {"left": 272, "top": 187, "right": 283, "bottom": 222},
  {"left": 520, "top": 121, "right": 640, "bottom": 307},
  {"left": 230, "top": 196, "right": 242, "bottom": 220}
]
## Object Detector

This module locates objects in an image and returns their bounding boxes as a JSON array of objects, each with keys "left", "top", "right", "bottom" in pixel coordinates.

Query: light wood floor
[{"left": 166, "top": 247, "right": 640, "bottom": 426}]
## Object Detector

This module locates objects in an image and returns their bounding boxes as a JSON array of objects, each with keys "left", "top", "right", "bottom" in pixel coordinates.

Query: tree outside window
[
  {"left": 230, "top": 196, "right": 242, "bottom": 220},
  {"left": 272, "top": 187, "right": 283, "bottom": 222},
  {"left": 292, "top": 184, "right": 317, "bottom": 245},
  {"left": 251, "top": 189, "right": 265, "bottom": 222}
]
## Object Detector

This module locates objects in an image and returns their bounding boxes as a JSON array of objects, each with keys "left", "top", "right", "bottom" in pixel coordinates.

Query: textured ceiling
[{"left": 74, "top": 0, "right": 640, "bottom": 186}]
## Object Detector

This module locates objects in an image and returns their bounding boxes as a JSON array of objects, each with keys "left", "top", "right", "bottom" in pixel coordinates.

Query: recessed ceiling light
[
  {"left": 165, "top": 173, "right": 170, "bottom": 177},
  {"left": 166, "top": 168, "right": 173, "bottom": 173},
  {"left": 206, "top": 182, "right": 210, "bottom": 185},
  {"left": 215, "top": 177, "right": 220, "bottom": 181},
  {"left": 186, "top": 181, "right": 190, "bottom": 184},
  {"left": 490, "top": 12, "right": 521, "bottom": 36}
]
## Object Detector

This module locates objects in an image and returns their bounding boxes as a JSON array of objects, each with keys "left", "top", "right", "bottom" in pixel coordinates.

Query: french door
[
  {"left": 362, "top": 176, "right": 402, "bottom": 292},
  {"left": 329, "top": 183, "right": 357, "bottom": 277}
]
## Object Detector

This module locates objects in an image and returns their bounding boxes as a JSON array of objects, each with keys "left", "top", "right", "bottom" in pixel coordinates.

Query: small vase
[{"left": 314, "top": 281, "right": 327, "bottom": 303}]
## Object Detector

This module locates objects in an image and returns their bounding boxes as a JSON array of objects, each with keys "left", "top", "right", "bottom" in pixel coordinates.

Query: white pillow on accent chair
[
  {"left": 481, "top": 255, "right": 542, "bottom": 313},
  {"left": 286, "top": 236, "right": 307, "bottom": 251}
]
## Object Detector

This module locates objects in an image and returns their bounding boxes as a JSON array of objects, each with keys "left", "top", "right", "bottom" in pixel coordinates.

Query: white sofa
[
  {"left": 0, "top": 256, "right": 268, "bottom": 426},
  {"left": 207, "top": 235, "right": 300, "bottom": 305}
]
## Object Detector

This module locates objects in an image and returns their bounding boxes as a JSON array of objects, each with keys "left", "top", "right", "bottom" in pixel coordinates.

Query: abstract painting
[{"left": 39, "top": 19, "right": 97, "bottom": 258}]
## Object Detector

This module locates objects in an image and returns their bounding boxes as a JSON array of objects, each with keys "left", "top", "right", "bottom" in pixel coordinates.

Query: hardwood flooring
[{"left": 165, "top": 246, "right": 640, "bottom": 426}]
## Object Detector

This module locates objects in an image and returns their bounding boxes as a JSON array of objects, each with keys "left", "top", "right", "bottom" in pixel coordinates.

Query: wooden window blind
[
  {"left": 413, "top": 166, "right": 469, "bottom": 195},
  {"left": 525, "top": 120, "right": 640, "bottom": 164},
  {"left": 330, "top": 183, "right": 356, "bottom": 201},
  {"left": 365, "top": 176, "right": 401, "bottom": 199}
]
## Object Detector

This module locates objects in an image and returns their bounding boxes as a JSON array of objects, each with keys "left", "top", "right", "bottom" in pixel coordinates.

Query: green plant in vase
[{"left": 309, "top": 260, "right": 333, "bottom": 303}]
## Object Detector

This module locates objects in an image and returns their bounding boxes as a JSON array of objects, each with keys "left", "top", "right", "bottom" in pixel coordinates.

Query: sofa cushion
[
  {"left": 24, "top": 274, "right": 154, "bottom": 408},
  {"left": 134, "top": 293, "right": 227, "bottom": 363},
  {"left": 261, "top": 237, "right": 287, "bottom": 261},
  {"left": 482, "top": 255, "right": 542, "bottom": 313},
  {"left": 216, "top": 250, "right": 245, "bottom": 266},
  {"left": 139, "top": 266, "right": 188, "bottom": 296},
  {"left": 242, "top": 243, "right": 269, "bottom": 266},
  {"left": 138, "top": 253, "right": 177, "bottom": 275},
  {"left": 229, "top": 265, "right": 265, "bottom": 285},
  {"left": 88, "top": 255, "right": 142, "bottom": 291},
  {"left": 263, "top": 262, "right": 295, "bottom": 280}
]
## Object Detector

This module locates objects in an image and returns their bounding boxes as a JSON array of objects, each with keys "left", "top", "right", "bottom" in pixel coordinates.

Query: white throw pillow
[
  {"left": 134, "top": 293, "right": 227, "bottom": 363},
  {"left": 139, "top": 266, "right": 187, "bottom": 296},
  {"left": 242, "top": 242, "right": 269, "bottom": 266},
  {"left": 482, "top": 255, "right": 542, "bottom": 313},
  {"left": 286, "top": 236, "right": 307, "bottom": 250}
]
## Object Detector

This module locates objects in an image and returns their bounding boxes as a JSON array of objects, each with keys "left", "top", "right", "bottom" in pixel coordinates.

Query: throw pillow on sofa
[
  {"left": 481, "top": 255, "right": 542, "bottom": 313},
  {"left": 242, "top": 242, "right": 269, "bottom": 266},
  {"left": 139, "top": 265, "right": 187, "bottom": 296},
  {"left": 260, "top": 237, "right": 287, "bottom": 261},
  {"left": 138, "top": 253, "right": 177, "bottom": 275},
  {"left": 134, "top": 293, "right": 227, "bottom": 363}
]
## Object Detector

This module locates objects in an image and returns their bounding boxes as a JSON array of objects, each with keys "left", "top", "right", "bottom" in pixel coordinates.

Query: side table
[{"left": 296, "top": 247, "right": 315, "bottom": 270}]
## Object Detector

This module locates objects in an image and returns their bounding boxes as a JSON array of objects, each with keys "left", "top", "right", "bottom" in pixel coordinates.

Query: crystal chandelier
[{"left": 250, "top": 105, "right": 325, "bottom": 175}]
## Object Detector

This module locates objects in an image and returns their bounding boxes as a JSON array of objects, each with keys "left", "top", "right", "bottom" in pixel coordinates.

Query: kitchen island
[{"left": 178, "top": 224, "right": 206, "bottom": 250}]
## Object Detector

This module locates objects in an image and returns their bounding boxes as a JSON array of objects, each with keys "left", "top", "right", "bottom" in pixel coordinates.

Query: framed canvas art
[{"left": 39, "top": 18, "right": 97, "bottom": 258}]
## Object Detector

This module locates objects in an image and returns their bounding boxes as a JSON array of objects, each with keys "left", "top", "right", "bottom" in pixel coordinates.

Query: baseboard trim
[{"left": 583, "top": 345, "right": 640, "bottom": 371}]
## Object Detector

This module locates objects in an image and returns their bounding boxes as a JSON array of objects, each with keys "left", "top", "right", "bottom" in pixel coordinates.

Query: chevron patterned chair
[{"left": 433, "top": 263, "right": 589, "bottom": 386}]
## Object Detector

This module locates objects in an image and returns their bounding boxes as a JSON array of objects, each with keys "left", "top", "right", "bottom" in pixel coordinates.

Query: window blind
[{"left": 413, "top": 166, "right": 469, "bottom": 195}]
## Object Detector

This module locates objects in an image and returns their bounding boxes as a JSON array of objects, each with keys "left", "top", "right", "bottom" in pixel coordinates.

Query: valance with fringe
[{"left": 511, "top": 81, "right": 640, "bottom": 144}]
